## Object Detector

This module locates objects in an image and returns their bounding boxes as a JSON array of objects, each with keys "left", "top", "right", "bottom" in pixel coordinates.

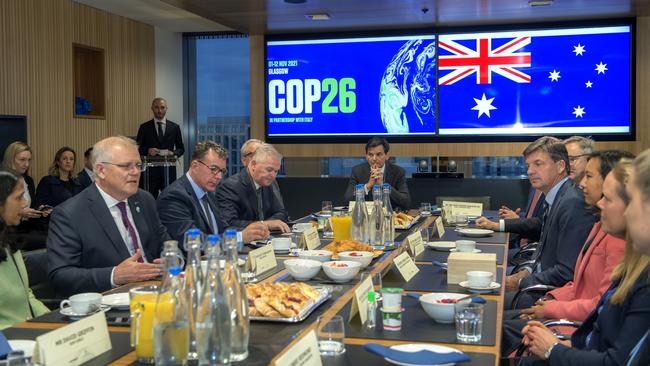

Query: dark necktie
[
  {"left": 201, "top": 194, "right": 215, "bottom": 234},
  {"left": 256, "top": 187, "right": 264, "bottom": 221},
  {"left": 116, "top": 201, "right": 143, "bottom": 262},
  {"left": 532, "top": 201, "right": 551, "bottom": 271},
  {"left": 157, "top": 122, "right": 164, "bottom": 142}
]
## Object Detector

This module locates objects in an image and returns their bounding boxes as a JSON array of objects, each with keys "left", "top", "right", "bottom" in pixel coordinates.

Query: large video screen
[{"left": 265, "top": 23, "right": 633, "bottom": 142}]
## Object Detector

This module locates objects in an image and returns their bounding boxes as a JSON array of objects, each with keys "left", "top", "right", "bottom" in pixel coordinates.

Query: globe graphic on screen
[{"left": 380, "top": 39, "right": 436, "bottom": 134}]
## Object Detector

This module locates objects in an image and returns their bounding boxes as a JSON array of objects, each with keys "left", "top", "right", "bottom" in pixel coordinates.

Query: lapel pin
[{"left": 136, "top": 206, "right": 141, "bottom": 213}]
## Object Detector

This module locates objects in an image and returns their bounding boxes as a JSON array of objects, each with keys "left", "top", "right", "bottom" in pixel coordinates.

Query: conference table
[{"left": 6, "top": 210, "right": 509, "bottom": 365}]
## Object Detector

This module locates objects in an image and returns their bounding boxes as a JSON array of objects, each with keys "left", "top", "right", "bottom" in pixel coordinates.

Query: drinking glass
[
  {"left": 129, "top": 285, "right": 159, "bottom": 364},
  {"left": 320, "top": 201, "right": 334, "bottom": 238},
  {"left": 420, "top": 202, "right": 432, "bottom": 216},
  {"left": 420, "top": 226, "right": 431, "bottom": 242},
  {"left": 317, "top": 315, "right": 346, "bottom": 356},
  {"left": 321, "top": 201, "right": 333, "bottom": 216},
  {"left": 330, "top": 211, "right": 352, "bottom": 241},
  {"left": 454, "top": 302, "right": 484, "bottom": 343},
  {"left": 454, "top": 215, "right": 469, "bottom": 227}
]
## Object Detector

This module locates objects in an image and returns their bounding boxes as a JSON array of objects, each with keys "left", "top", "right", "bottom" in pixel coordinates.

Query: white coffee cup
[
  {"left": 293, "top": 223, "right": 312, "bottom": 232},
  {"left": 271, "top": 237, "right": 291, "bottom": 251},
  {"left": 466, "top": 271, "right": 493, "bottom": 288},
  {"left": 60, "top": 292, "right": 102, "bottom": 314},
  {"left": 455, "top": 240, "right": 476, "bottom": 252}
]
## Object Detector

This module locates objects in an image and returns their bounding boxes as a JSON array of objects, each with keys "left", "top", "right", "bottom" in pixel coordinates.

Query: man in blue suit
[
  {"left": 477, "top": 137, "right": 596, "bottom": 301},
  {"left": 47, "top": 137, "right": 168, "bottom": 297},
  {"left": 157, "top": 141, "right": 269, "bottom": 244},
  {"left": 77, "top": 147, "right": 94, "bottom": 189}
]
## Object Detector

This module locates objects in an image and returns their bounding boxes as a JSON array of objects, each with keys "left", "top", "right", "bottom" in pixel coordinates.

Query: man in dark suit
[
  {"left": 47, "top": 136, "right": 168, "bottom": 297},
  {"left": 216, "top": 143, "right": 289, "bottom": 232},
  {"left": 343, "top": 137, "right": 411, "bottom": 210},
  {"left": 77, "top": 147, "right": 94, "bottom": 189},
  {"left": 157, "top": 141, "right": 268, "bottom": 244},
  {"left": 136, "top": 97, "right": 185, "bottom": 198},
  {"left": 477, "top": 137, "right": 596, "bottom": 303}
]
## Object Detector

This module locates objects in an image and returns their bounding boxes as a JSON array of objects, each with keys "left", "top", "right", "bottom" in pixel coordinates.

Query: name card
[
  {"left": 394, "top": 251, "right": 420, "bottom": 282},
  {"left": 348, "top": 201, "right": 374, "bottom": 215},
  {"left": 442, "top": 200, "right": 483, "bottom": 217},
  {"left": 303, "top": 227, "right": 321, "bottom": 250},
  {"left": 407, "top": 232, "right": 425, "bottom": 257},
  {"left": 349, "top": 275, "right": 374, "bottom": 325},
  {"left": 33, "top": 311, "right": 111, "bottom": 366},
  {"left": 248, "top": 244, "right": 277, "bottom": 275},
  {"left": 274, "top": 329, "right": 322, "bottom": 366},
  {"left": 434, "top": 217, "right": 445, "bottom": 238}
]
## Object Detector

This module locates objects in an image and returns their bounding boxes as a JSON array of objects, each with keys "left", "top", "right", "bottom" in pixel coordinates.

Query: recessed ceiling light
[
  {"left": 305, "top": 13, "right": 330, "bottom": 21},
  {"left": 528, "top": 0, "right": 553, "bottom": 6},
  {"left": 285, "top": 0, "right": 307, "bottom": 4}
]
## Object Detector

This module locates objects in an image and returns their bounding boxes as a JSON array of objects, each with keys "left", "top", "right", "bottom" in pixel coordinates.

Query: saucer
[
  {"left": 274, "top": 249, "right": 291, "bottom": 255},
  {"left": 458, "top": 281, "right": 501, "bottom": 293},
  {"left": 449, "top": 248, "right": 482, "bottom": 253},
  {"left": 102, "top": 293, "right": 129, "bottom": 309},
  {"left": 457, "top": 228, "right": 494, "bottom": 237},
  {"left": 427, "top": 241, "right": 456, "bottom": 251},
  {"left": 60, "top": 304, "right": 111, "bottom": 318}
]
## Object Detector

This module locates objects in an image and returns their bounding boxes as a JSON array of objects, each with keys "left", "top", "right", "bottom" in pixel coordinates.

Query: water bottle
[
  {"left": 197, "top": 235, "right": 231, "bottom": 365},
  {"left": 154, "top": 267, "right": 189, "bottom": 366},
  {"left": 382, "top": 183, "right": 395, "bottom": 247},
  {"left": 161, "top": 240, "right": 185, "bottom": 276},
  {"left": 183, "top": 228, "right": 203, "bottom": 361},
  {"left": 365, "top": 291, "right": 377, "bottom": 330},
  {"left": 222, "top": 229, "right": 250, "bottom": 362},
  {"left": 369, "top": 184, "right": 384, "bottom": 248},
  {"left": 351, "top": 184, "right": 369, "bottom": 243}
]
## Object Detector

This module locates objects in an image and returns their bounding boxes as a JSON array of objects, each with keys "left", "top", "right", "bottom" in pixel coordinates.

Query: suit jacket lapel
[
  {"left": 242, "top": 169, "right": 260, "bottom": 218},
  {"left": 575, "top": 224, "right": 605, "bottom": 284},
  {"left": 87, "top": 185, "right": 131, "bottom": 259},
  {"left": 128, "top": 195, "right": 150, "bottom": 257}
]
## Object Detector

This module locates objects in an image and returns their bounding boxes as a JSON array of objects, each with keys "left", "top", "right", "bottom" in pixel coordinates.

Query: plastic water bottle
[
  {"left": 196, "top": 235, "right": 231, "bottom": 365},
  {"left": 351, "top": 184, "right": 369, "bottom": 243},
  {"left": 222, "top": 229, "right": 250, "bottom": 362},
  {"left": 369, "top": 184, "right": 384, "bottom": 248},
  {"left": 154, "top": 267, "right": 189, "bottom": 366},
  {"left": 183, "top": 228, "right": 203, "bottom": 361},
  {"left": 382, "top": 183, "right": 395, "bottom": 247},
  {"left": 160, "top": 240, "right": 184, "bottom": 278}
]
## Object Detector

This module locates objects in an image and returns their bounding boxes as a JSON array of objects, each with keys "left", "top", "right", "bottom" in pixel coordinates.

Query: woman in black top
[{"left": 35, "top": 146, "right": 83, "bottom": 208}]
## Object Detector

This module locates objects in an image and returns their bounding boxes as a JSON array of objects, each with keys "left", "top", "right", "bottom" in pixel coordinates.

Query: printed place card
[
  {"left": 394, "top": 251, "right": 420, "bottom": 282},
  {"left": 407, "top": 232, "right": 425, "bottom": 257},
  {"left": 349, "top": 275, "right": 374, "bottom": 325},
  {"left": 249, "top": 244, "right": 277, "bottom": 275},
  {"left": 274, "top": 329, "right": 322, "bottom": 366},
  {"left": 303, "top": 227, "right": 321, "bottom": 250},
  {"left": 434, "top": 217, "right": 445, "bottom": 238},
  {"left": 442, "top": 201, "right": 483, "bottom": 217},
  {"left": 33, "top": 311, "right": 111, "bottom": 366}
]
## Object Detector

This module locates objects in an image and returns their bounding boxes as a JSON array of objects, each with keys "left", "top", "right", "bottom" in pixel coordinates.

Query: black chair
[{"left": 22, "top": 248, "right": 62, "bottom": 308}]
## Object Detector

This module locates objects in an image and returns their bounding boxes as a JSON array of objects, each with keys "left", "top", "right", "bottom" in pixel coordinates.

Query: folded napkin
[
  {"left": 364, "top": 343, "right": 471, "bottom": 365},
  {"left": 432, "top": 261, "right": 448, "bottom": 270}
]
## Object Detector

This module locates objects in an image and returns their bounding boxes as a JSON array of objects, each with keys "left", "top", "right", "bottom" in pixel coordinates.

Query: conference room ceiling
[{"left": 159, "top": 0, "right": 650, "bottom": 34}]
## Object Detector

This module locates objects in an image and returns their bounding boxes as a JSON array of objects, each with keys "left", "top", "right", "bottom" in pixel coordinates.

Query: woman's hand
[
  {"left": 518, "top": 303, "right": 547, "bottom": 320},
  {"left": 21, "top": 207, "right": 42, "bottom": 219},
  {"left": 522, "top": 321, "right": 562, "bottom": 359}
]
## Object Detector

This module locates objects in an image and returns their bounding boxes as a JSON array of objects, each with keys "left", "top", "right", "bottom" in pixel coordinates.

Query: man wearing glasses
[
  {"left": 157, "top": 141, "right": 269, "bottom": 244},
  {"left": 217, "top": 143, "right": 289, "bottom": 233},
  {"left": 47, "top": 136, "right": 169, "bottom": 296},
  {"left": 564, "top": 136, "right": 595, "bottom": 183}
]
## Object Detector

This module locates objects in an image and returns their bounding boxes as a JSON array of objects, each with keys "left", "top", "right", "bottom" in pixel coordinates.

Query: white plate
[
  {"left": 102, "top": 293, "right": 129, "bottom": 309},
  {"left": 60, "top": 304, "right": 111, "bottom": 318},
  {"left": 459, "top": 281, "right": 501, "bottom": 293},
  {"left": 449, "top": 248, "right": 482, "bottom": 253},
  {"left": 457, "top": 228, "right": 494, "bottom": 237},
  {"left": 384, "top": 343, "right": 462, "bottom": 366},
  {"left": 427, "top": 241, "right": 456, "bottom": 251},
  {"left": 8, "top": 340, "right": 36, "bottom": 358}
]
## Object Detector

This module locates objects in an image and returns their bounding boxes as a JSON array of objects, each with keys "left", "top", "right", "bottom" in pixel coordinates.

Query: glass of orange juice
[
  {"left": 129, "top": 285, "right": 159, "bottom": 364},
  {"left": 330, "top": 211, "right": 352, "bottom": 241}
]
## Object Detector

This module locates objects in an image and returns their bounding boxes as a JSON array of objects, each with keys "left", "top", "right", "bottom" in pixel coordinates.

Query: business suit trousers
[{"left": 141, "top": 166, "right": 177, "bottom": 199}]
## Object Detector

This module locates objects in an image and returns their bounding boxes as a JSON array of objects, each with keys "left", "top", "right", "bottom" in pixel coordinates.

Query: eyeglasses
[
  {"left": 568, "top": 154, "right": 589, "bottom": 162},
  {"left": 197, "top": 160, "right": 227, "bottom": 176},
  {"left": 102, "top": 161, "right": 145, "bottom": 172}
]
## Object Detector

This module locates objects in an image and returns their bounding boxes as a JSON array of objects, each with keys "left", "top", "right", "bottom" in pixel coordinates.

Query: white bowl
[
  {"left": 419, "top": 292, "right": 469, "bottom": 323},
  {"left": 322, "top": 260, "right": 362, "bottom": 283},
  {"left": 467, "top": 271, "right": 493, "bottom": 288},
  {"left": 299, "top": 250, "right": 333, "bottom": 263},
  {"left": 338, "top": 251, "right": 373, "bottom": 268},
  {"left": 284, "top": 259, "right": 322, "bottom": 281}
]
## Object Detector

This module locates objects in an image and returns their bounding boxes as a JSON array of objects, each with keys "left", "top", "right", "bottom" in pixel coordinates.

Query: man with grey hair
[
  {"left": 564, "top": 136, "right": 595, "bottom": 183},
  {"left": 240, "top": 138, "right": 263, "bottom": 167},
  {"left": 476, "top": 136, "right": 595, "bottom": 306},
  {"left": 47, "top": 136, "right": 169, "bottom": 297},
  {"left": 157, "top": 141, "right": 269, "bottom": 244},
  {"left": 217, "top": 143, "right": 289, "bottom": 233}
]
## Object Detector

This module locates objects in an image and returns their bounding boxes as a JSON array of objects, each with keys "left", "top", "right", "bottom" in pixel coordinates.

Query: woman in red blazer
[{"left": 518, "top": 150, "right": 634, "bottom": 321}]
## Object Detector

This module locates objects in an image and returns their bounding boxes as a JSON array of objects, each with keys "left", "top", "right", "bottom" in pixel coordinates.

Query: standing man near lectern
[{"left": 136, "top": 97, "right": 184, "bottom": 198}]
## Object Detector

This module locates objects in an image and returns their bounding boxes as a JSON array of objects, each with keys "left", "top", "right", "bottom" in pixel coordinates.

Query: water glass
[
  {"left": 321, "top": 201, "right": 333, "bottom": 216},
  {"left": 454, "top": 302, "right": 484, "bottom": 343},
  {"left": 317, "top": 315, "right": 346, "bottom": 356},
  {"left": 420, "top": 202, "right": 432, "bottom": 216},
  {"left": 454, "top": 215, "right": 469, "bottom": 227},
  {"left": 420, "top": 226, "right": 431, "bottom": 242}
]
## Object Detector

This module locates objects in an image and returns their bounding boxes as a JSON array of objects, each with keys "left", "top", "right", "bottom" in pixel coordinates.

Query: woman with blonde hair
[
  {"left": 2, "top": 142, "right": 48, "bottom": 219},
  {"left": 34, "top": 146, "right": 83, "bottom": 208},
  {"left": 520, "top": 158, "right": 650, "bottom": 365}
]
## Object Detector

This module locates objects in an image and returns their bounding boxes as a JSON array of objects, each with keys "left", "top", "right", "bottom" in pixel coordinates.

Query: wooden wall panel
[
  {"left": 0, "top": 0, "right": 154, "bottom": 181},
  {"left": 251, "top": 17, "right": 650, "bottom": 158}
]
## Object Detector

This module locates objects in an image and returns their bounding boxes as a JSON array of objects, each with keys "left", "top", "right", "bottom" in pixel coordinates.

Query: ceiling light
[
  {"left": 305, "top": 13, "right": 330, "bottom": 21},
  {"left": 528, "top": 0, "right": 553, "bottom": 6},
  {"left": 285, "top": 0, "right": 307, "bottom": 4}
]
